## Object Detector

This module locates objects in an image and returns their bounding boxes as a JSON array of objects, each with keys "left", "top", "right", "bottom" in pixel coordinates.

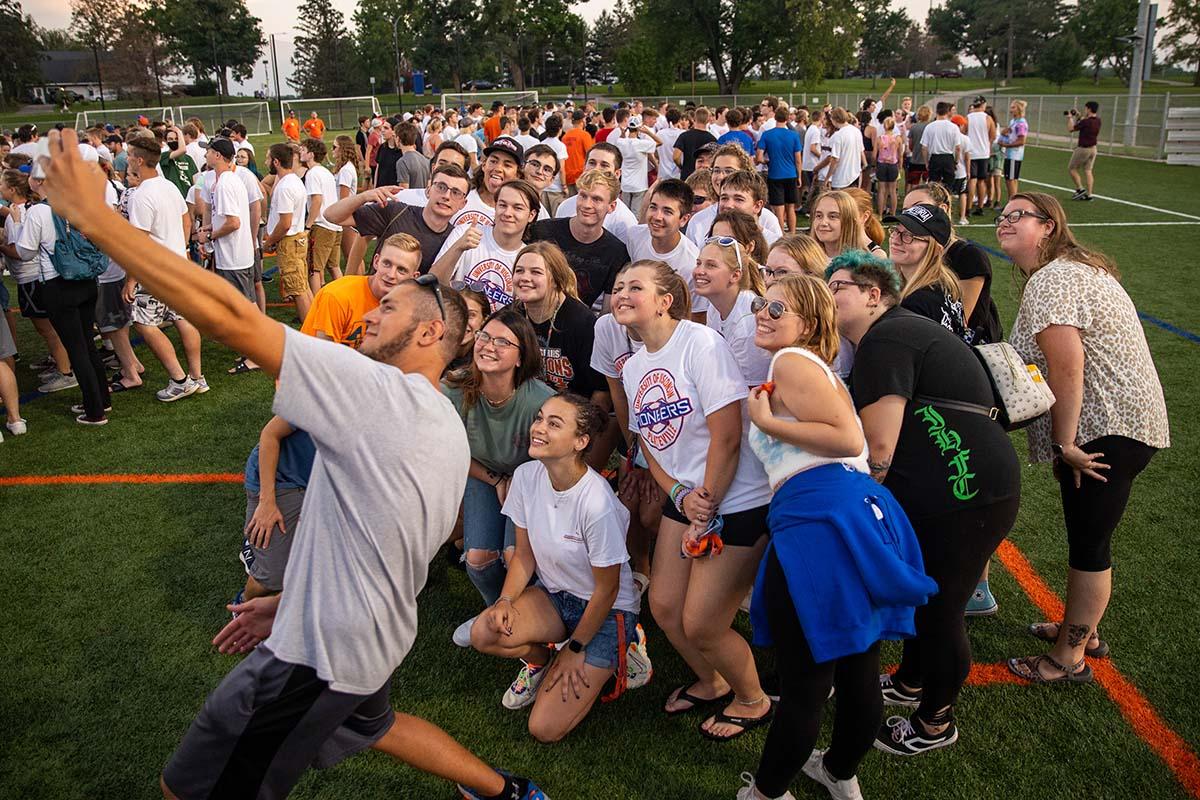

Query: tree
[
  {"left": 291, "top": 0, "right": 361, "bottom": 96},
  {"left": 615, "top": 20, "right": 676, "bottom": 94},
  {"left": 928, "top": 0, "right": 1062, "bottom": 78},
  {"left": 147, "top": 0, "right": 263, "bottom": 95},
  {"left": 780, "top": 0, "right": 861, "bottom": 90},
  {"left": 586, "top": 6, "right": 630, "bottom": 83},
  {"left": 0, "top": 0, "right": 43, "bottom": 105},
  {"left": 857, "top": 0, "right": 911, "bottom": 77},
  {"left": 1038, "top": 30, "right": 1086, "bottom": 90},
  {"left": 1161, "top": 0, "right": 1200, "bottom": 86},
  {"left": 485, "top": 0, "right": 583, "bottom": 91},
  {"left": 895, "top": 24, "right": 941, "bottom": 79},
  {"left": 38, "top": 27, "right": 84, "bottom": 50},
  {"left": 1070, "top": 0, "right": 1138, "bottom": 84}
]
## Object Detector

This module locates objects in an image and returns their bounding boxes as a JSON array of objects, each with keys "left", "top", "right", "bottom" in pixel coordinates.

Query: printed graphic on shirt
[
  {"left": 913, "top": 404, "right": 978, "bottom": 501},
  {"left": 466, "top": 259, "right": 514, "bottom": 310},
  {"left": 614, "top": 350, "right": 634, "bottom": 376},
  {"left": 541, "top": 346, "right": 575, "bottom": 391},
  {"left": 455, "top": 209, "right": 494, "bottom": 227},
  {"left": 633, "top": 368, "right": 694, "bottom": 450}
]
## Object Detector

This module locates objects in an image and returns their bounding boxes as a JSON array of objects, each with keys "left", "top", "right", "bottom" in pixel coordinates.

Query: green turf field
[{"left": 2, "top": 146, "right": 1199, "bottom": 799}]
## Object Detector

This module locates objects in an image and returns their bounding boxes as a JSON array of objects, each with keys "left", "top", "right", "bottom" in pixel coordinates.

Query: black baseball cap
[
  {"left": 200, "top": 136, "right": 236, "bottom": 160},
  {"left": 697, "top": 142, "right": 722, "bottom": 157},
  {"left": 884, "top": 204, "right": 951, "bottom": 246},
  {"left": 483, "top": 135, "right": 524, "bottom": 167}
]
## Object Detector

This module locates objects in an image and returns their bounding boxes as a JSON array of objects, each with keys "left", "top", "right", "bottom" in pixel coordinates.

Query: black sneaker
[
  {"left": 879, "top": 673, "right": 921, "bottom": 707},
  {"left": 873, "top": 714, "right": 958, "bottom": 756},
  {"left": 1071, "top": 187, "right": 1086, "bottom": 199},
  {"left": 1084, "top": 193, "right": 1095, "bottom": 201}
]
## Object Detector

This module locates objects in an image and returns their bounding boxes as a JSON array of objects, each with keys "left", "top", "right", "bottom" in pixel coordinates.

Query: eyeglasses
[
  {"left": 692, "top": 195, "right": 709, "bottom": 206},
  {"left": 475, "top": 329, "right": 520, "bottom": 352},
  {"left": 760, "top": 266, "right": 796, "bottom": 280},
  {"left": 828, "top": 279, "right": 865, "bottom": 294},
  {"left": 888, "top": 226, "right": 928, "bottom": 245},
  {"left": 430, "top": 181, "right": 467, "bottom": 199},
  {"left": 412, "top": 274, "right": 445, "bottom": 320},
  {"left": 704, "top": 236, "right": 744, "bottom": 271},
  {"left": 710, "top": 166, "right": 736, "bottom": 177},
  {"left": 526, "top": 161, "right": 556, "bottom": 176},
  {"left": 750, "top": 296, "right": 802, "bottom": 320},
  {"left": 994, "top": 210, "right": 1050, "bottom": 227}
]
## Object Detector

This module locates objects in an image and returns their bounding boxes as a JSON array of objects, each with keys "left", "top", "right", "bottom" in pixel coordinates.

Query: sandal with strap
[
  {"left": 699, "top": 702, "right": 775, "bottom": 742},
  {"left": 663, "top": 683, "right": 733, "bottom": 717},
  {"left": 1028, "top": 622, "right": 1109, "bottom": 658},
  {"left": 1007, "top": 654, "right": 1094, "bottom": 684},
  {"left": 227, "top": 358, "right": 261, "bottom": 375}
]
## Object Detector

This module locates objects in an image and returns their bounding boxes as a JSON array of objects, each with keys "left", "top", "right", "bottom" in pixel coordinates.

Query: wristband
[{"left": 498, "top": 595, "right": 514, "bottom": 604}]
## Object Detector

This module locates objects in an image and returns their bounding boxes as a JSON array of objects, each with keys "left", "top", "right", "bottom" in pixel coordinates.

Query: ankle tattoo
[{"left": 1066, "top": 623, "right": 1091, "bottom": 648}]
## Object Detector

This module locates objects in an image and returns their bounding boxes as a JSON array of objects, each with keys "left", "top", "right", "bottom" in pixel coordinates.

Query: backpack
[{"left": 47, "top": 208, "right": 108, "bottom": 281}]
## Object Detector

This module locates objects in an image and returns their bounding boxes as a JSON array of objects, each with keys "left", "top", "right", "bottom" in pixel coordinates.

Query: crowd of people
[{"left": 8, "top": 86, "right": 1167, "bottom": 800}]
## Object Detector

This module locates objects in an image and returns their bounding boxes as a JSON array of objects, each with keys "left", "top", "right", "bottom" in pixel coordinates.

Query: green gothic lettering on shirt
[{"left": 914, "top": 404, "right": 978, "bottom": 502}]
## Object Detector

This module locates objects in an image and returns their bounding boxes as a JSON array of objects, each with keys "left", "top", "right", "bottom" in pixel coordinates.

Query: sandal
[
  {"left": 663, "top": 683, "right": 733, "bottom": 717},
  {"left": 1028, "top": 622, "right": 1109, "bottom": 658},
  {"left": 108, "top": 378, "right": 142, "bottom": 393},
  {"left": 699, "top": 702, "right": 775, "bottom": 742},
  {"left": 1007, "top": 654, "right": 1094, "bottom": 684},
  {"left": 227, "top": 359, "right": 261, "bottom": 375}
]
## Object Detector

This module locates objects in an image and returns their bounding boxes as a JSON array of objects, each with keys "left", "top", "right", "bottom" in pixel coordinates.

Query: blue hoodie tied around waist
[{"left": 750, "top": 463, "right": 938, "bottom": 663}]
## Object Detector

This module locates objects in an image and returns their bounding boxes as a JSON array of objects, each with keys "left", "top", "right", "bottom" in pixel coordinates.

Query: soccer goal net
[
  {"left": 281, "top": 96, "right": 381, "bottom": 132},
  {"left": 75, "top": 106, "right": 174, "bottom": 130},
  {"left": 441, "top": 91, "right": 539, "bottom": 113},
  {"left": 177, "top": 101, "right": 273, "bottom": 137}
]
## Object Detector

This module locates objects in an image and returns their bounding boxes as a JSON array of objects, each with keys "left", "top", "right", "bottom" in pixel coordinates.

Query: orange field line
[
  {"left": 883, "top": 661, "right": 1023, "bottom": 687},
  {"left": 0, "top": 472, "right": 244, "bottom": 486},
  {"left": 997, "top": 539, "right": 1200, "bottom": 798}
]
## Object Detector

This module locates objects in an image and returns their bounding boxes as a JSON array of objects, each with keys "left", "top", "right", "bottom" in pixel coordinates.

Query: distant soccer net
[
  {"left": 177, "top": 101, "right": 273, "bottom": 137},
  {"left": 441, "top": 91, "right": 539, "bottom": 113},
  {"left": 281, "top": 96, "right": 381, "bottom": 132},
  {"left": 75, "top": 106, "right": 174, "bottom": 130}
]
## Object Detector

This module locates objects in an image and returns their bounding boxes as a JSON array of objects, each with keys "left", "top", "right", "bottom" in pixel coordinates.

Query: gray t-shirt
[
  {"left": 266, "top": 327, "right": 469, "bottom": 694},
  {"left": 395, "top": 150, "right": 430, "bottom": 189}
]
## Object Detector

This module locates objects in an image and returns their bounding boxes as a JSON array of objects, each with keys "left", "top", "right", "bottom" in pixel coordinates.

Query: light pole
[
  {"left": 392, "top": 16, "right": 403, "bottom": 113},
  {"left": 1123, "top": 0, "right": 1150, "bottom": 148}
]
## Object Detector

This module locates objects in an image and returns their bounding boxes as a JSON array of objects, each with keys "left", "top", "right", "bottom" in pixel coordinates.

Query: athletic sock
[{"left": 482, "top": 775, "right": 528, "bottom": 800}]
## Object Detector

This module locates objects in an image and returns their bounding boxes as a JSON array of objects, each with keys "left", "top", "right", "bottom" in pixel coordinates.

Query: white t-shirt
[
  {"left": 686, "top": 204, "right": 783, "bottom": 250},
  {"left": 828, "top": 125, "right": 864, "bottom": 189},
  {"left": 451, "top": 189, "right": 495, "bottom": 228},
  {"left": 543, "top": 136, "right": 569, "bottom": 194},
  {"left": 14, "top": 202, "right": 57, "bottom": 281},
  {"left": 708, "top": 123, "right": 729, "bottom": 139},
  {"left": 625, "top": 224, "right": 708, "bottom": 314},
  {"left": 656, "top": 127, "right": 683, "bottom": 180},
  {"left": 305, "top": 164, "right": 341, "bottom": 232},
  {"left": 268, "top": 173, "right": 308, "bottom": 237},
  {"left": 620, "top": 320, "right": 772, "bottom": 513},
  {"left": 201, "top": 166, "right": 263, "bottom": 209},
  {"left": 955, "top": 132, "right": 970, "bottom": 180},
  {"left": 966, "top": 111, "right": 992, "bottom": 159},
  {"left": 613, "top": 135, "right": 657, "bottom": 193},
  {"left": 127, "top": 174, "right": 188, "bottom": 256},
  {"left": 802, "top": 124, "right": 823, "bottom": 172},
  {"left": 921, "top": 119, "right": 963, "bottom": 157},
  {"left": 4, "top": 207, "right": 40, "bottom": 283},
  {"left": 210, "top": 170, "right": 254, "bottom": 270},
  {"left": 436, "top": 225, "right": 520, "bottom": 309},
  {"left": 705, "top": 290, "right": 772, "bottom": 386},
  {"left": 454, "top": 133, "right": 479, "bottom": 157},
  {"left": 515, "top": 133, "right": 541, "bottom": 153},
  {"left": 185, "top": 141, "right": 206, "bottom": 168},
  {"left": 234, "top": 139, "right": 255, "bottom": 155},
  {"left": 337, "top": 162, "right": 359, "bottom": 196},
  {"left": 590, "top": 312, "right": 645, "bottom": 380},
  {"left": 394, "top": 187, "right": 429, "bottom": 207},
  {"left": 11, "top": 141, "right": 38, "bottom": 158},
  {"left": 502, "top": 462, "right": 639, "bottom": 613},
  {"left": 555, "top": 195, "right": 637, "bottom": 245}
]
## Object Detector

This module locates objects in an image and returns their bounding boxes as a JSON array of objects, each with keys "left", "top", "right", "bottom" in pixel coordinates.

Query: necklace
[{"left": 484, "top": 385, "right": 516, "bottom": 407}]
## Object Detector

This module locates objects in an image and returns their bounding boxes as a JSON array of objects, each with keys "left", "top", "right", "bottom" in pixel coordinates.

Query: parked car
[
  {"left": 934, "top": 70, "right": 963, "bottom": 79},
  {"left": 462, "top": 79, "right": 497, "bottom": 91},
  {"left": 909, "top": 71, "right": 932, "bottom": 79}
]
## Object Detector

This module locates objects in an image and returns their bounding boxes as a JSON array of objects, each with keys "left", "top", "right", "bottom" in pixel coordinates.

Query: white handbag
[{"left": 916, "top": 342, "right": 1055, "bottom": 431}]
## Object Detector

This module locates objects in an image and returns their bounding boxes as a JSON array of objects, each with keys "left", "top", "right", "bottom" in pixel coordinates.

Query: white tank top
[
  {"left": 967, "top": 111, "right": 992, "bottom": 159},
  {"left": 748, "top": 347, "right": 870, "bottom": 492}
]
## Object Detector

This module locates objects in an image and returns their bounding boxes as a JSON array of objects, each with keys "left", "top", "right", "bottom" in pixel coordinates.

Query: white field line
[
  {"left": 959, "top": 220, "right": 1200, "bottom": 227},
  {"left": 1019, "top": 178, "right": 1200, "bottom": 221}
]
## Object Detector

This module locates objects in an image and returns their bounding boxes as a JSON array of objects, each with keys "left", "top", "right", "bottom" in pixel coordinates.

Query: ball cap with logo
[
  {"left": 884, "top": 203, "right": 951, "bottom": 247},
  {"left": 483, "top": 135, "right": 524, "bottom": 168},
  {"left": 200, "top": 136, "right": 237, "bottom": 160}
]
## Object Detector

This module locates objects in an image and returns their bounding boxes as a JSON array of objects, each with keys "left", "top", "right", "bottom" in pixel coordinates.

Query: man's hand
[
  {"left": 457, "top": 223, "right": 483, "bottom": 252},
  {"left": 213, "top": 594, "right": 281, "bottom": 654},
  {"left": 37, "top": 130, "right": 113, "bottom": 231}
]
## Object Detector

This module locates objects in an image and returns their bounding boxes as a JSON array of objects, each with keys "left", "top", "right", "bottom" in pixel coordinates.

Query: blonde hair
[
  {"left": 770, "top": 274, "right": 840, "bottom": 366},
  {"left": 1011, "top": 99, "right": 1028, "bottom": 116},
  {"left": 768, "top": 234, "right": 826, "bottom": 276},
  {"left": 711, "top": 208, "right": 769, "bottom": 263},
  {"left": 333, "top": 134, "right": 362, "bottom": 177},
  {"left": 513, "top": 240, "right": 579, "bottom": 301},
  {"left": 379, "top": 232, "right": 422, "bottom": 258},
  {"left": 618, "top": 259, "right": 691, "bottom": 320},
  {"left": 712, "top": 143, "right": 754, "bottom": 173},
  {"left": 916, "top": 105, "right": 933, "bottom": 122},
  {"left": 814, "top": 190, "right": 867, "bottom": 255},
  {"left": 843, "top": 187, "right": 885, "bottom": 246},
  {"left": 575, "top": 167, "right": 620, "bottom": 202},
  {"left": 686, "top": 168, "right": 715, "bottom": 200},
  {"left": 1013, "top": 191, "right": 1119, "bottom": 281},
  {"left": 700, "top": 237, "right": 766, "bottom": 296},
  {"left": 899, "top": 238, "right": 961, "bottom": 302}
]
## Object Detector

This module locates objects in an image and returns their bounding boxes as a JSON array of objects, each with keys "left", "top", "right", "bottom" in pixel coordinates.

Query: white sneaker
[
  {"left": 802, "top": 749, "right": 864, "bottom": 800},
  {"left": 632, "top": 571, "right": 650, "bottom": 597},
  {"left": 75, "top": 413, "right": 108, "bottom": 426},
  {"left": 502, "top": 660, "right": 547, "bottom": 709},
  {"left": 626, "top": 623, "right": 653, "bottom": 689},
  {"left": 5, "top": 419, "right": 27, "bottom": 436},
  {"left": 958, "top": 217, "right": 969, "bottom": 226},
  {"left": 192, "top": 375, "right": 210, "bottom": 394},
  {"left": 735, "top": 771, "right": 796, "bottom": 800},
  {"left": 452, "top": 615, "right": 478, "bottom": 647},
  {"left": 156, "top": 377, "right": 198, "bottom": 403},
  {"left": 38, "top": 371, "right": 79, "bottom": 393}
]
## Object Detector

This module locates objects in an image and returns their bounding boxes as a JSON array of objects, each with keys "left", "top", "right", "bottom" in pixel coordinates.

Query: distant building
[{"left": 31, "top": 50, "right": 116, "bottom": 104}]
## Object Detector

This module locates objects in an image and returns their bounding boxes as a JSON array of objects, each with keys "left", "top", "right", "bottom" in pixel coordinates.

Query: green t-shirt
[
  {"left": 442, "top": 378, "right": 555, "bottom": 475},
  {"left": 160, "top": 152, "right": 198, "bottom": 198}
]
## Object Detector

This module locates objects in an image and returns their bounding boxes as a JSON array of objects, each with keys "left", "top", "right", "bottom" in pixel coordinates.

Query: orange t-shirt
[
  {"left": 300, "top": 276, "right": 379, "bottom": 347},
  {"left": 282, "top": 118, "right": 300, "bottom": 141},
  {"left": 561, "top": 128, "right": 594, "bottom": 187},
  {"left": 483, "top": 115, "right": 502, "bottom": 144},
  {"left": 302, "top": 118, "right": 326, "bottom": 139}
]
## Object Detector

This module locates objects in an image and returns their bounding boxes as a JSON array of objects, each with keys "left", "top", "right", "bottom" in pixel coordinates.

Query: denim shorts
[{"left": 546, "top": 590, "right": 638, "bottom": 671}]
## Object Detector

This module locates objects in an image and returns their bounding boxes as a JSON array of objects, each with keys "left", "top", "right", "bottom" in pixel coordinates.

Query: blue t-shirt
[
  {"left": 717, "top": 130, "right": 756, "bottom": 157},
  {"left": 757, "top": 127, "right": 802, "bottom": 180},
  {"left": 244, "top": 429, "right": 317, "bottom": 493}
]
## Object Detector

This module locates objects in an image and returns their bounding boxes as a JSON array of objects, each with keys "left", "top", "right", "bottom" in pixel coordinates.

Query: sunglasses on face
[
  {"left": 692, "top": 195, "right": 709, "bottom": 205},
  {"left": 750, "top": 296, "right": 801, "bottom": 320},
  {"left": 704, "top": 235, "right": 744, "bottom": 271},
  {"left": 994, "top": 210, "right": 1050, "bottom": 227},
  {"left": 412, "top": 274, "right": 445, "bottom": 320}
]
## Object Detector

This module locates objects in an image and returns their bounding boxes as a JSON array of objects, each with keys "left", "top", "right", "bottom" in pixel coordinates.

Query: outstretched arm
[{"left": 38, "top": 130, "right": 285, "bottom": 375}]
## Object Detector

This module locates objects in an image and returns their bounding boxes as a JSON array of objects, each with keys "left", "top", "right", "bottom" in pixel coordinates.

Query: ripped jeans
[{"left": 462, "top": 476, "right": 517, "bottom": 605}]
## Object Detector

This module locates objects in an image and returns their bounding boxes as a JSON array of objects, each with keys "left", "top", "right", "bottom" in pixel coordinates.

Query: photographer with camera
[{"left": 1066, "top": 102, "right": 1101, "bottom": 201}]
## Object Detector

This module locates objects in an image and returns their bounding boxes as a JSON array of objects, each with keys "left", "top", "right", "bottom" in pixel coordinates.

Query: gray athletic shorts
[
  {"left": 0, "top": 312, "right": 16, "bottom": 359},
  {"left": 162, "top": 646, "right": 393, "bottom": 800},
  {"left": 217, "top": 267, "right": 257, "bottom": 303},
  {"left": 131, "top": 289, "right": 183, "bottom": 327},
  {"left": 95, "top": 281, "right": 132, "bottom": 333},
  {"left": 244, "top": 486, "right": 305, "bottom": 592}
]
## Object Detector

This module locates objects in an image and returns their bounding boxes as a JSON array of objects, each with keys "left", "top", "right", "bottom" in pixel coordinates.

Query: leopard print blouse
[{"left": 1009, "top": 258, "right": 1170, "bottom": 463}]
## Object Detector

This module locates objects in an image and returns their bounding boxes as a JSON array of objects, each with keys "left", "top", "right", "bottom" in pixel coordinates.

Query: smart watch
[
  {"left": 567, "top": 639, "right": 585, "bottom": 654},
  {"left": 1050, "top": 442, "right": 1066, "bottom": 458}
]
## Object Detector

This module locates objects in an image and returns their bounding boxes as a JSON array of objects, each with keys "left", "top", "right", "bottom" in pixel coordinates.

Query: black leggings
[
  {"left": 892, "top": 498, "right": 1019, "bottom": 722},
  {"left": 1057, "top": 435, "right": 1157, "bottom": 572},
  {"left": 755, "top": 550, "right": 882, "bottom": 796},
  {"left": 41, "top": 277, "right": 110, "bottom": 419}
]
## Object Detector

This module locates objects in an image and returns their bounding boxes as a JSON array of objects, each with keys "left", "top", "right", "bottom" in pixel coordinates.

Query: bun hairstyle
[
  {"left": 618, "top": 259, "right": 691, "bottom": 320},
  {"left": 551, "top": 393, "right": 607, "bottom": 457}
]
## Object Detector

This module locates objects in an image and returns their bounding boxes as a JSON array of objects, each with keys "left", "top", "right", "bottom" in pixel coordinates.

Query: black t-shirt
[
  {"left": 374, "top": 144, "right": 403, "bottom": 187},
  {"left": 850, "top": 307, "right": 1020, "bottom": 519},
  {"left": 532, "top": 218, "right": 629, "bottom": 308},
  {"left": 675, "top": 129, "right": 717, "bottom": 179},
  {"left": 352, "top": 201, "right": 452, "bottom": 275},
  {"left": 946, "top": 239, "right": 1002, "bottom": 344},
  {"left": 901, "top": 286, "right": 970, "bottom": 343},
  {"left": 1075, "top": 116, "right": 1101, "bottom": 149},
  {"left": 526, "top": 296, "right": 603, "bottom": 395},
  {"left": 355, "top": 129, "right": 368, "bottom": 159}
]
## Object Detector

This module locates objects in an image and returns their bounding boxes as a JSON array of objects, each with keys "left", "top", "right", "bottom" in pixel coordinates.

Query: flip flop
[
  {"left": 108, "top": 378, "right": 142, "bottom": 393},
  {"left": 1028, "top": 622, "right": 1109, "bottom": 658},
  {"left": 699, "top": 703, "right": 775, "bottom": 742},
  {"left": 1007, "top": 654, "right": 1094, "bottom": 685},
  {"left": 663, "top": 684, "right": 733, "bottom": 717}
]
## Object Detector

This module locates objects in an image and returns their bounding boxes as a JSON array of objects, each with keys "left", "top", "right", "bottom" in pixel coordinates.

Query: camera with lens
[{"left": 1064, "top": 108, "right": 1079, "bottom": 117}]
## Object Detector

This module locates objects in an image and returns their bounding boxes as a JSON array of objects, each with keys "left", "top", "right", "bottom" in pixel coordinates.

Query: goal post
[
  {"left": 441, "top": 90, "right": 539, "bottom": 113},
  {"left": 74, "top": 106, "right": 174, "bottom": 130},
  {"left": 177, "top": 101, "right": 273, "bottom": 136},
  {"left": 281, "top": 96, "right": 381, "bottom": 132}
]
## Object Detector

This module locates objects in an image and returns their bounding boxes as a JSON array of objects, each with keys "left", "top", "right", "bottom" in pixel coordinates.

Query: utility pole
[
  {"left": 1124, "top": 0, "right": 1150, "bottom": 147},
  {"left": 92, "top": 44, "right": 106, "bottom": 111},
  {"left": 270, "top": 33, "right": 283, "bottom": 121},
  {"left": 151, "top": 40, "right": 164, "bottom": 108},
  {"left": 392, "top": 16, "right": 403, "bottom": 112}
]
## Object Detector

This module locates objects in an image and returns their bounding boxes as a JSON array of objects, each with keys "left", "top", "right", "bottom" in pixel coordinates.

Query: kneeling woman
[{"left": 470, "top": 394, "right": 641, "bottom": 742}]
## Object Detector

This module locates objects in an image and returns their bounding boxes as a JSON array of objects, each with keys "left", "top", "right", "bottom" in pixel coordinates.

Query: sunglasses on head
[
  {"left": 750, "top": 296, "right": 801, "bottom": 320},
  {"left": 412, "top": 274, "right": 445, "bottom": 320},
  {"left": 704, "top": 236, "right": 744, "bottom": 271}
]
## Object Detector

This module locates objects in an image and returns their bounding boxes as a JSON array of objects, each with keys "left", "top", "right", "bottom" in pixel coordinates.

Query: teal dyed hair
[{"left": 824, "top": 249, "right": 902, "bottom": 304}]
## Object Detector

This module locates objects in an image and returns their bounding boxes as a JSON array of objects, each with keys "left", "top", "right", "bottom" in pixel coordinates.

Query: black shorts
[
  {"left": 927, "top": 154, "right": 957, "bottom": 187},
  {"left": 875, "top": 162, "right": 899, "bottom": 182},
  {"left": 1003, "top": 158, "right": 1023, "bottom": 180},
  {"left": 952, "top": 177, "right": 968, "bottom": 196},
  {"left": 906, "top": 164, "right": 928, "bottom": 185},
  {"left": 969, "top": 159, "right": 990, "bottom": 180},
  {"left": 768, "top": 178, "right": 799, "bottom": 207},
  {"left": 661, "top": 499, "right": 769, "bottom": 548},
  {"left": 163, "top": 646, "right": 393, "bottom": 800},
  {"left": 17, "top": 281, "right": 48, "bottom": 319}
]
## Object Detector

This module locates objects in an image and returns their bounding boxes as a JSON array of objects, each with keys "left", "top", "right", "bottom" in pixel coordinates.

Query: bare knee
[
  {"left": 465, "top": 549, "right": 500, "bottom": 570},
  {"left": 682, "top": 611, "right": 719, "bottom": 649},
  {"left": 528, "top": 714, "right": 568, "bottom": 744},
  {"left": 648, "top": 586, "right": 681, "bottom": 633},
  {"left": 469, "top": 616, "right": 500, "bottom": 652}
]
